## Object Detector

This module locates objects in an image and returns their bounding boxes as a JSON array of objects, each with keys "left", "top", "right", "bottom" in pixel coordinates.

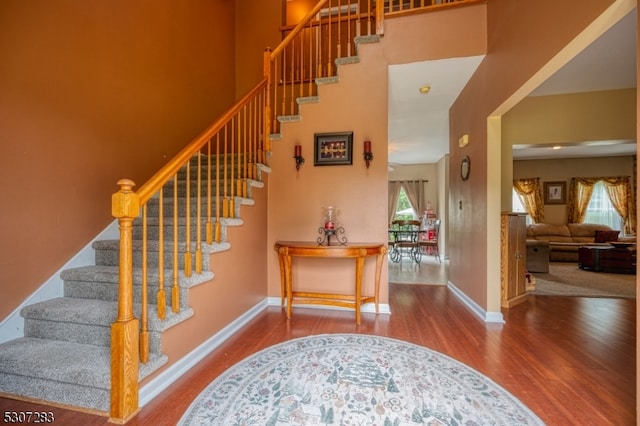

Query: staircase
[
  {"left": 0, "top": 0, "right": 476, "bottom": 419},
  {"left": 0, "top": 9, "right": 377, "bottom": 418},
  {"left": 0, "top": 154, "right": 265, "bottom": 414}
]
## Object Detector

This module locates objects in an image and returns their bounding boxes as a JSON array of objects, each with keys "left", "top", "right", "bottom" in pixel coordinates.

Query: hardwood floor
[{"left": 1, "top": 260, "right": 636, "bottom": 425}]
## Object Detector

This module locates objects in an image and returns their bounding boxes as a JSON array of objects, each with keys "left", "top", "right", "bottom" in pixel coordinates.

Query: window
[
  {"left": 512, "top": 189, "right": 533, "bottom": 224},
  {"left": 394, "top": 187, "right": 415, "bottom": 220},
  {"left": 584, "top": 181, "right": 623, "bottom": 231}
]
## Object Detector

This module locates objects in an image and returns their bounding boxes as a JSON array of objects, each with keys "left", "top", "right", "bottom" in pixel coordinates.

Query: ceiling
[{"left": 387, "top": 8, "right": 637, "bottom": 166}]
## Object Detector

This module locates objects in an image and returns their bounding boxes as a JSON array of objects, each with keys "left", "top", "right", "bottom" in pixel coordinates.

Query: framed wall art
[
  {"left": 543, "top": 181, "right": 566, "bottom": 205},
  {"left": 313, "top": 131, "right": 353, "bottom": 166}
]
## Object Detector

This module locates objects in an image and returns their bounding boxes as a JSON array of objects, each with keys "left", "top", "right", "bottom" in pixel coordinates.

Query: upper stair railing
[
  {"left": 109, "top": 0, "right": 481, "bottom": 422},
  {"left": 264, "top": 0, "right": 377, "bottom": 136},
  {"left": 384, "top": 0, "right": 476, "bottom": 16},
  {"left": 263, "top": 0, "right": 482, "bottom": 136}
]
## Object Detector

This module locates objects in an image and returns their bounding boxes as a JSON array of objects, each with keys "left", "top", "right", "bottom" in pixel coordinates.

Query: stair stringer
[{"left": 273, "top": 34, "right": 382, "bottom": 135}]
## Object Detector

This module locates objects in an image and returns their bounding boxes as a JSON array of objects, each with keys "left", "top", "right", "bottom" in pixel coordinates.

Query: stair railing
[
  {"left": 110, "top": 0, "right": 480, "bottom": 422},
  {"left": 263, "top": 0, "right": 481, "bottom": 135},
  {"left": 264, "top": 0, "right": 378, "bottom": 136},
  {"left": 385, "top": 0, "right": 477, "bottom": 14},
  {"left": 109, "top": 81, "right": 267, "bottom": 422}
]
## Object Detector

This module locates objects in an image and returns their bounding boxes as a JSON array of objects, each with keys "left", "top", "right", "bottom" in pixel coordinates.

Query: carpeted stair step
[
  {"left": 0, "top": 143, "right": 268, "bottom": 415},
  {"left": 145, "top": 196, "right": 224, "bottom": 218},
  {"left": 22, "top": 298, "right": 116, "bottom": 348},
  {"left": 161, "top": 183, "right": 240, "bottom": 198},
  {"left": 0, "top": 337, "right": 166, "bottom": 413},
  {"left": 131, "top": 216, "right": 243, "bottom": 242},
  {"left": 175, "top": 164, "right": 250, "bottom": 180},
  {"left": 170, "top": 153, "right": 258, "bottom": 181},
  {"left": 61, "top": 265, "right": 213, "bottom": 309},
  {"left": 92, "top": 239, "right": 231, "bottom": 270},
  {"left": 144, "top": 195, "right": 254, "bottom": 218},
  {"left": 161, "top": 178, "right": 260, "bottom": 198},
  {"left": 21, "top": 297, "right": 195, "bottom": 355},
  {"left": 183, "top": 153, "right": 251, "bottom": 167}
]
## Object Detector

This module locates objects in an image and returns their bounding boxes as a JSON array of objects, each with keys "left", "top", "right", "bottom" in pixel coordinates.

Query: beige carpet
[{"left": 532, "top": 262, "right": 636, "bottom": 298}]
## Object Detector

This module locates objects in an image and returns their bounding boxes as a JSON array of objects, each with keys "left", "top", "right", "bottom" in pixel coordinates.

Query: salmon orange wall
[
  {"left": 0, "top": 1, "right": 237, "bottom": 319},
  {"left": 266, "top": 51, "right": 390, "bottom": 307},
  {"left": 236, "top": 0, "right": 283, "bottom": 98},
  {"left": 285, "top": 0, "right": 317, "bottom": 26},
  {"left": 266, "top": 3, "right": 488, "bottom": 312}
]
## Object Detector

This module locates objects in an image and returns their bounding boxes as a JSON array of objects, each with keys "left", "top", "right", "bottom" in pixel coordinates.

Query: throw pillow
[{"left": 594, "top": 230, "right": 620, "bottom": 243}]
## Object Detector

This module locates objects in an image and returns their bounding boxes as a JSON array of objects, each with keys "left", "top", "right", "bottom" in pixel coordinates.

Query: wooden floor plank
[{"left": 0, "top": 280, "right": 635, "bottom": 425}]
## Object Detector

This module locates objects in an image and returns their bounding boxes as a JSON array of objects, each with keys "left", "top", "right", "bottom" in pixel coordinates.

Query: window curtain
[
  {"left": 388, "top": 181, "right": 402, "bottom": 225},
  {"left": 603, "top": 176, "right": 636, "bottom": 234},
  {"left": 402, "top": 180, "right": 425, "bottom": 218},
  {"left": 567, "top": 178, "right": 594, "bottom": 223},
  {"left": 568, "top": 176, "right": 636, "bottom": 234},
  {"left": 513, "top": 178, "right": 544, "bottom": 223}
]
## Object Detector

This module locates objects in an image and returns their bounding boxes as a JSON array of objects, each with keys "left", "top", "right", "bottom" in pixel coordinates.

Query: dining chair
[
  {"left": 419, "top": 219, "right": 441, "bottom": 263},
  {"left": 389, "top": 219, "right": 422, "bottom": 264}
]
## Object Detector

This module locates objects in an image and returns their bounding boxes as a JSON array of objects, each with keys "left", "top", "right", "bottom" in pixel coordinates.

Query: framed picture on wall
[
  {"left": 543, "top": 181, "right": 566, "bottom": 205},
  {"left": 313, "top": 132, "right": 353, "bottom": 166}
]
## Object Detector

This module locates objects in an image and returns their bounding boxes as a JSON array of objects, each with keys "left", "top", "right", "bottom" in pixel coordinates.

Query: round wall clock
[{"left": 461, "top": 155, "right": 470, "bottom": 181}]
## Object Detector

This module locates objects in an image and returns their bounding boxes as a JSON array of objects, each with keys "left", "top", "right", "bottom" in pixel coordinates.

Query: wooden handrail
[
  {"left": 136, "top": 79, "right": 268, "bottom": 204},
  {"left": 271, "top": 0, "right": 330, "bottom": 58},
  {"left": 110, "top": 78, "right": 268, "bottom": 422}
]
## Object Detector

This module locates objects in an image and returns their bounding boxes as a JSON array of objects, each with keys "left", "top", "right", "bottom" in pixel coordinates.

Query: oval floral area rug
[{"left": 179, "top": 334, "right": 544, "bottom": 425}]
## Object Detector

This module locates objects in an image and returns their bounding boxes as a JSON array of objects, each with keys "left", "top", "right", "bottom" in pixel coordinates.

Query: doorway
[{"left": 388, "top": 176, "right": 448, "bottom": 285}]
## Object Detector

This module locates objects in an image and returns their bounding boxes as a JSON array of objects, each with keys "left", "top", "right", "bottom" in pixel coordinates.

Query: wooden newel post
[
  {"left": 375, "top": 0, "right": 384, "bottom": 36},
  {"left": 109, "top": 178, "right": 141, "bottom": 423}
]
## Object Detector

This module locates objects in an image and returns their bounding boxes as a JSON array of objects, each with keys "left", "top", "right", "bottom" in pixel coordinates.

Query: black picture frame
[{"left": 313, "top": 132, "right": 353, "bottom": 166}]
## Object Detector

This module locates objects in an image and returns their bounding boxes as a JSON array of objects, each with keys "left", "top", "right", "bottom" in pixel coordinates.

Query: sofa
[{"left": 525, "top": 223, "right": 636, "bottom": 263}]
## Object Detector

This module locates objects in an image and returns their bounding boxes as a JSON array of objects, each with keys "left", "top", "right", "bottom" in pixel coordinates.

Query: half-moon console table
[{"left": 274, "top": 241, "right": 387, "bottom": 325}]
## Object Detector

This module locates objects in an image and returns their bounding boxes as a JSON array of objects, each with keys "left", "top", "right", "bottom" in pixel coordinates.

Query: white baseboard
[
  {"left": 139, "top": 298, "right": 268, "bottom": 407},
  {"left": 0, "top": 220, "right": 121, "bottom": 343},
  {"left": 447, "top": 281, "right": 505, "bottom": 324}
]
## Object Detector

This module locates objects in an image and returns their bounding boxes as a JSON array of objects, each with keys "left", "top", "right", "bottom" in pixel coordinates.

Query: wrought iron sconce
[
  {"left": 294, "top": 144, "right": 305, "bottom": 171},
  {"left": 363, "top": 140, "right": 373, "bottom": 168}
]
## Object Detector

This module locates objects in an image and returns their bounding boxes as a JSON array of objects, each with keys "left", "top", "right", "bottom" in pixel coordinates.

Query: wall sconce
[
  {"left": 294, "top": 144, "right": 305, "bottom": 170},
  {"left": 363, "top": 140, "right": 373, "bottom": 168}
]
